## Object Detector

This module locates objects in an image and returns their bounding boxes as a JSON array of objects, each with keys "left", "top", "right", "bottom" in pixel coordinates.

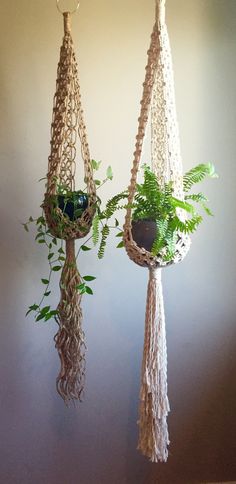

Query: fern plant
[
  {"left": 92, "top": 162, "right": 217, "bottom": 263},
  {"left": 130, "top": 163, "right": 217, "bottom": 261}
]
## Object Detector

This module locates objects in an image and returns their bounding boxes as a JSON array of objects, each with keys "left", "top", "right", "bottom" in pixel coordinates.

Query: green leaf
[
  {"left": 52, "top": 238, "right": 57, "bottom": 245},
  {"left": 85, "top": 286, "right": 93, "bottom": 295},
  {"left": 91, "top": 159, "right": 102, "bottom": 171},
  {"left": 58, "top": 247, "right": 65, "bottom": 254},
  {"left": 36, "top": 313, "right": 45, "bottom": 322},
  {"left": 44, "top": 291, "right": 51, "bottom": 297},
  {"left": 74, "top": 209, "right": 83, "bottom": 218},
  {"left": 76, "top": 283, "right": 86, "bottom": 294},
  {"left": 44, "top": 313, "right": 53, "bottom": 321},
  {"left": 23, "top": 224, "right": 29, "bottom": 232},
  {"left": 52, "top": 266, "right": 61, "bottom": 272},
  {"left": 38, "top": 239, "right": 45, "bottom": 244},
  {"left": 48, "top": 253, "right": 54, "bottom": 260},
  {"left": 26, "top": 304, "right": 39, "bottom": 316},
  {"left": 76, "top": 283, "right": 86, "bottom": 291},
  {"left": 37, "top": 216, "right": 46, "bottom": 226},
  {"left": 115, "top": 231, "right": 123, "bottom": 237},
  {"left": 83, "top": 275, "right": 96, "bottom": 282},
  {"left": 35, "top": 306, "right": 51, "bottom": 322},
  {"left": 95, "top": 179, "right": 101, "bottom": 186},
  {"left": 116, "top": 241, "right": 124, "bottom": 248},
  {"left": 80, "top": 225, "right": 88, "bottom": 233},
  {"left": 50, "top": 310, "right": 59, "bottom": 316},
  {"left": 29, "top": 216, "right": 34, "bottom": 222},
  {"left": 35, "top": 232, "right": 44, "bottom": 240},
  {"left": 81, "top": 245, "right": 91, "bottom": 251},
  {"left": 58, "top": 256, "right": 66, "bottom": 262},
  {"left": 29, "top": 304, "right": 39, "bottom": 310},
  {"left": 41, "top": 306, "right": 50, "bottom": 315},
  {"left": 41, "top": 279, "right": 49, "bottom": 285},
  {"left": 106, "top": 165, "right": 113, "bottom": 180}
]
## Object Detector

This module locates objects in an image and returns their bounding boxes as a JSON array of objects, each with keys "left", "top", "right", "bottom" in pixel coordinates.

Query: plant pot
[
  {"left": 131, "top": 219, "right": 157, "bottom": 252},
  {"left": 57, "top": 191, "right": 89, "bottom": 221}
]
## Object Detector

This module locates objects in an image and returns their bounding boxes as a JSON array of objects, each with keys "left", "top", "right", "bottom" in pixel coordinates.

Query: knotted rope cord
[
  {"left": 151, "top": 0, "right": 183, "bottom": 198},
  {"left": 43, "top": 11, "right": 96, "bottom": 403},
  {"left": 138, "top": 268, "right": 170, "bottom": 462},
  {"left": 44, "top": 12, "right": 96, "bottom": 241},
  {"left": 123, "top": 0, "right": 190, "bottom": 462},
  {"left": 54, "top": 239, "right": 85, "bottom": 403},
  {"left": 46, "top": 12, "right": 95, "bottom": 198},
  {"left": 123, "top": 21, "right": 160, "bottom": 262}
]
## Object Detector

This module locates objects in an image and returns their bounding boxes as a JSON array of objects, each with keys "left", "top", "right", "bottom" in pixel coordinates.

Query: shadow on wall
[
  {"left": 152, "top": 338, "right": 236, "bottom": 484},
  {"left": 122, "top": 329, "right": 236, "bottom": 484}
]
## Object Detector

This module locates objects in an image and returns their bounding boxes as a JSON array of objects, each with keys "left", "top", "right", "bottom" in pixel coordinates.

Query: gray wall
[{"left": 0, "top": 1, "right": 235, "bottom": 483}]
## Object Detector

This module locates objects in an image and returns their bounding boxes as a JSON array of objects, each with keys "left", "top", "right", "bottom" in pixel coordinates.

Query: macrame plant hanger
[
  {"left": 123, "top": 0, "right": 191, "bottom": 462},
  {"left": 43, "top": 1, "right": 96, "bottom": 404}
]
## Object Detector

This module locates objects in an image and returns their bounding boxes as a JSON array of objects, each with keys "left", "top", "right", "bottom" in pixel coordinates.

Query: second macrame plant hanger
[
  {"left": 124, "top": 0, "right": 191, "bottom": 462},
  {"left": 44, "top": 3, "right": 96, "bottom": 404}
]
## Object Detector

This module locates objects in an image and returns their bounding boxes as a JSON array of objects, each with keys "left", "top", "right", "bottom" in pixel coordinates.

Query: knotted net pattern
[
  {"left": 123, "top": 0, "right": 190, "bottom": 462},
  {"left": 44, "top": 12, "right": 96, "bottom": 240},
  {"left": 43, "top": 13, "right": 96, "bottom": 404}
]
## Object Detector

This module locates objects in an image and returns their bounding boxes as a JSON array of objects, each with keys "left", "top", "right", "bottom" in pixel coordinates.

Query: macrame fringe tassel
[
  {"left": 138, "top": 268, "right": 170, "bottom": 462},
  {"left": 54, "top": 239, "right": 85, "bottom": 404}
]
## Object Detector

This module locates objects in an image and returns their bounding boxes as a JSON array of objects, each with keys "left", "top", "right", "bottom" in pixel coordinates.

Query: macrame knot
[
  {"left": 149, "top": 267, "right": 161, "bottom": 282},
  {"left": 63, "top": 12, "right": 71, "bottom": 33}
]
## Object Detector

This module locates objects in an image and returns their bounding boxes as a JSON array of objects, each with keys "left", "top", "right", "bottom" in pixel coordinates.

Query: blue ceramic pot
[{"left": 57, "top": 191, "right": 88, "bottom": 221}]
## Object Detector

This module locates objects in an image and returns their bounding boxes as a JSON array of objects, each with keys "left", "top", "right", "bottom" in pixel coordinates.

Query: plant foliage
[
  {"left": 130, "top": 163, "right": 217, "bottom": 259},
  {"left": 24, "top": 159, "right": 217, "bottom": 324}
]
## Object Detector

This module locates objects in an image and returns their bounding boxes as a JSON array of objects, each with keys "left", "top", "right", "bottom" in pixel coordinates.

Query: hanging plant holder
[
  {"left": 43, "top": 5, "right": 96, "bottom": 404},
  {"left": 123, "top": 0, "right": 191, "bottom": 462}
]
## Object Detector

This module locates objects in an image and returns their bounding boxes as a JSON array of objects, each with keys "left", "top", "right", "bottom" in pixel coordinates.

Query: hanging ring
[{"left": 56, "top": 0, "right": 80, "bottom": 15}]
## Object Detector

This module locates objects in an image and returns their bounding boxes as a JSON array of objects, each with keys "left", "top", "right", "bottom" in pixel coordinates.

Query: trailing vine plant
[{"left": 24, "top": 160, "right": 123, "bottom": 323}]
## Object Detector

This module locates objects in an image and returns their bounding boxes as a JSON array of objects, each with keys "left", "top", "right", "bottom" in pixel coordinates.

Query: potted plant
[
  {"left": 23, "top": 160, "right": 119, "bottom": 322},
  {"left": 54, "top": 187, "right": 89, "bottom": 221},
  {"left": 129, "top": 163, "right": 218, "bottom": 262}
]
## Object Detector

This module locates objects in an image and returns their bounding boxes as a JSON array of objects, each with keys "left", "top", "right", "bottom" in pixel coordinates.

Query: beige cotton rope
[
  {"left": 43, "top": 11, "right": 96, "bottom": 404},
  {"left": 138, "top": 268, "right": 169, "bottom": 462},
  {"left": 44, "top": 12, "right": 96, "bottom": 241},
  {"left": 123, "top": 0, "right": 190, "bottom": 462}
]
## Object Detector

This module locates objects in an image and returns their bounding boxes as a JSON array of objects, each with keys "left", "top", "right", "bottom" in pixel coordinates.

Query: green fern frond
[
  {"left": 151, "top": 219, "right": 168, "bottom": 256},
  {"left": 201, "top": 204, "right": 213, "bottom": 216},
  {"left": 185, "top": 193, "right": 213, "bottom": 216},
  {"left": 185, "top": 192, "right": 208, "bottom": 203},
  {"left": 92, "top": 214, "right": 100, "bottom": 245},
  {"left": 171, "top": 197, "right": 195, "bottom": 215},
  {"left": 102, "top": 192, "right": 128, "bottom": 219},
  {"left": 163, "top": 230, "right": 178, "bottom": 262},
  {"left": 183, "top": 163, "right": 218, "bottom": 192},
  {"left": 172, "top": 214, "right": 203, "bottom": 234},
  {"left": 138, "top": 165, "right": 162, "bottom": 203},
  {"left": 98, "top": 225, "right": 110, "bottom": 259}
]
